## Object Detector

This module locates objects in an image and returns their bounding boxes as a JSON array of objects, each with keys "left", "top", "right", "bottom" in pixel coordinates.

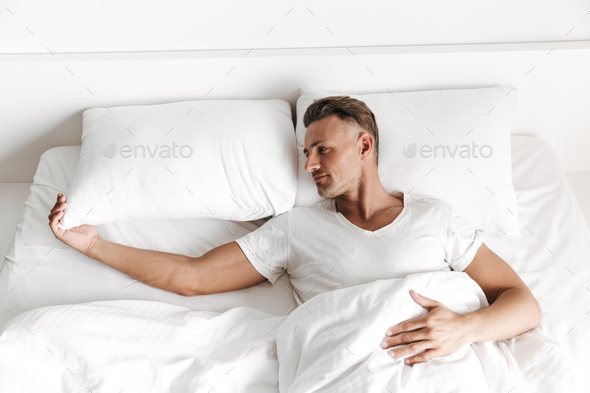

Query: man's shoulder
[
  {"left": 263, "top": 199, "right": 332, "bottom": 223},
  {"left": 308, "top": 198, "right": 333, "bottom": 211},
  {"left": 287, "top": 199, "right": 333, "bottom": 217},
  {"left": 407, "top": 193, "right": 452, "bottom": 215},
  {"left": 284, "top": 199, "right": 333, "bottom": 211}
]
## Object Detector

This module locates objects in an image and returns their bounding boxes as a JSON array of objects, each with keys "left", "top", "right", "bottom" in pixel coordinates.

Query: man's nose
[{"left": 304, "top": 153, "right": 320, "bottom": 173}]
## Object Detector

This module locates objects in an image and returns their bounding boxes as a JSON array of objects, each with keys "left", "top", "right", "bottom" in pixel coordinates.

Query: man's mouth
[{"left": 314, "top": 174, "right": 328, "bottom": 183}]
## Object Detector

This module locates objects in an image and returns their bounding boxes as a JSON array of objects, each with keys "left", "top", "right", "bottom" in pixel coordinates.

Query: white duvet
[
  {"left": 0, "top": 301, "right": 286, "bottom": 392},
  {"left": 277, "top": 271, "right": 579, "bottom": 393},
  {"left": 0, "top": 271, "right": 578, "bottom": 392}
]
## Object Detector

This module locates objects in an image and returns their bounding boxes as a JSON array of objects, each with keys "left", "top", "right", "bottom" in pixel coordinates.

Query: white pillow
[
  {"left": 59, "top": 99, "right": 297, "bottom": 229},
  {"left": 295, "top": 86, "right": 521, "bottom": 240}
]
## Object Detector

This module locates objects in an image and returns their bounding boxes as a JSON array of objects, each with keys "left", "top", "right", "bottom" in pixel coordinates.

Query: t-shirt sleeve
[
  {"left": 234, "top": 210, "right": 290, "bottom": 284},
  {"left": 445, "top": 205, "right": 484, "bottom": 272}
]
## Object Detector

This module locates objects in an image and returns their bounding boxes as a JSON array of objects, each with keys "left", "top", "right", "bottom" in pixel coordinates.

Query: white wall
[
  {"left": 1, "top": 1, "right": 589, "bottom": 182},
  {"left": 1, "top": 0, "right": 589, "bottom": 53}
]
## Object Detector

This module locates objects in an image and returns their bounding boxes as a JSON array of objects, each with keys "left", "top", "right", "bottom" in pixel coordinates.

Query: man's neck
[{"left": 334, "top": 188, "right": 403, "bottom": 222}]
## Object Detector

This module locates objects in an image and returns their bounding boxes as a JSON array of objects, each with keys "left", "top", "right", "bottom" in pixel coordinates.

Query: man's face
[{"left": 303, "top": 114, "right": 363, "bottom": 199}]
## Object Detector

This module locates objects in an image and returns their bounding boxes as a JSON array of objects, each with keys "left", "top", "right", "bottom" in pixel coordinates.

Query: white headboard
[{"left": 1, "top": 40, "right": 589, "bottom": 182}]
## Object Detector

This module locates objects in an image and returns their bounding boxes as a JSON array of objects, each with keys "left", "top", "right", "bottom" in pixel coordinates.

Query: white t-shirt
[{"left": 235, "top": 192, "right": 484, "bottom": 304}]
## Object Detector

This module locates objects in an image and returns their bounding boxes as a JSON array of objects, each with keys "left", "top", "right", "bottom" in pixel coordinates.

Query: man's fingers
[
  {"left": 55, "top": 193, "right": 66, "bottom": 205},
  {"left": 381, "top": 329, "right": 429, "bottom": 350},
  {"left": 49, "top": 210, "right": 64, "bottom": 236},
  {"left": 385, "top": 315, "right": 428, "bottom": 337},
  {"left": 384, "top": 340, "right": 432, "bottom": 362},
  {"left": 49, "top": 193, "right": 67, "bottom": 237},
  {"left": 48, "top": 205, "right": 66, "bottom": 221},
  {"left": 50, "top": 202, "right": 66, "bottom": 215},
  {"left": 49, "top": 210, "right": 62, "bottom": 226},
  {"left": 404, "top": 348, "right": 441, "bottom": 366},
  {"left": 54, "top": 202, "right": 66, "bottom": 213}
]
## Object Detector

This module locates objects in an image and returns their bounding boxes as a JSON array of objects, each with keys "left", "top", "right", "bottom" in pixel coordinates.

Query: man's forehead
[
  {"left": 304, "top": 133, "right": 333, "bottom": 150},
  {"left": 304, "top": 120, "right": 343, "bottom": 148}
]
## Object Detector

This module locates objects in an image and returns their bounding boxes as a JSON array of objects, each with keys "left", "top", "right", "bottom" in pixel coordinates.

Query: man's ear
[{"left": 358, "top": 132, "right": 373, "bottom": 160}]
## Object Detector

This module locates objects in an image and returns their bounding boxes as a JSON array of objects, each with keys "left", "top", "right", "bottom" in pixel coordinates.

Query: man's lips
[{"left": 314, "top": 174, "right": 328, "bottom": 183}]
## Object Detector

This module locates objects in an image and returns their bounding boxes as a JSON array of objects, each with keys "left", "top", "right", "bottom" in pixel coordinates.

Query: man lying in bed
[{"left": 48, "top": 95, "right": 541, "bottom": 367}]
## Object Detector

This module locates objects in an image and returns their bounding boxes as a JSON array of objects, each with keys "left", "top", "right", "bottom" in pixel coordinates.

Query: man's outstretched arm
[
  {"left": 380, "top": 242, "right": 541, "bottom": 365},
  {"left": 49, "top": 192, "right": 266, "bottom": 297}
]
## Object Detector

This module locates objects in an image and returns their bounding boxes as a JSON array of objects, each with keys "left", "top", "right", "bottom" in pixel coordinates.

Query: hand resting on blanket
[
  {"left": 378, "top": 240, "right": 543, "bottom": 366},
  {"left": 380, "top": 289, "right": 472, "bottom": 366},
  {"left": 276, "top": 272, "right": 576, "bottom": 393}
]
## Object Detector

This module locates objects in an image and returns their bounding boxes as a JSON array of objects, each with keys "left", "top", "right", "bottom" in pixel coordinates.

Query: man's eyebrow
[{"left": 303, "top": 140, "right": 325, "bottom": 154}]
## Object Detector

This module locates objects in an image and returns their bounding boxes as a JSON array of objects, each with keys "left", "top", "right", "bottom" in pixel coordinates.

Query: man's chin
[{"left": 316, "top": 187, "right": 333, "bottom": 199}]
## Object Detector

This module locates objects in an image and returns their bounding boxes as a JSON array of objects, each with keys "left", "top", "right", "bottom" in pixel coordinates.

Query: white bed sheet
[
  {"left": 482, "top": 135, "right": 590, "bottom": 389},
  {"left": 0, "top": 145, "right": 298, "bottom": 327},
  {"left": 0, "top": 135, "right": 589, "bottom": 391}
]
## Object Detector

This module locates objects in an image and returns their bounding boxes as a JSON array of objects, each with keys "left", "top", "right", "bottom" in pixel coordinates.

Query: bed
[{"left": 0, "top": 128, "right": 589, "bottom": 391}]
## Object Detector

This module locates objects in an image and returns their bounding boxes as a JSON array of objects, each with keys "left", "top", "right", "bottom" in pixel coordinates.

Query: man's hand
[
  {"left": 380, "top": 289, "right": 472, "bottom": 366},
  {"left": 48, "top": 192, "right": 100, "bottom": 256}
]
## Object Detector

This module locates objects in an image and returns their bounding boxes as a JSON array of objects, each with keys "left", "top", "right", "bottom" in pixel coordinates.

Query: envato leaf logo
[
  {"left": 403, "top": 142, "right": 493, "bottom": 158},
  {"left": 403, "top": 143, "right": 418, "bottom": 158},
  {"left": 103, "top": 143, "right": 117, "bottom": 158},
  {"left": 103, "top": 142, "right": 193, "bottom": 158}
]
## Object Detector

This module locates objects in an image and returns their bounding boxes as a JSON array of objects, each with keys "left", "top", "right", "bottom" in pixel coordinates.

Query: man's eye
[{"left": 303, "top": 148, "right": 327, "bottom": 156}]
